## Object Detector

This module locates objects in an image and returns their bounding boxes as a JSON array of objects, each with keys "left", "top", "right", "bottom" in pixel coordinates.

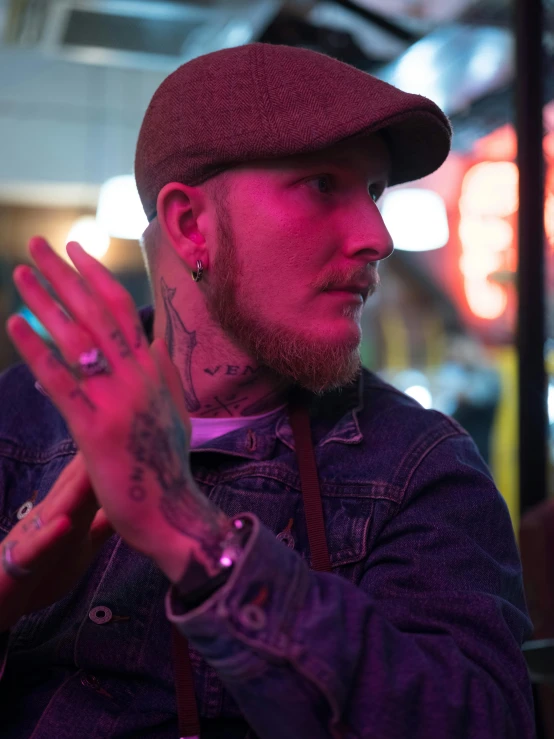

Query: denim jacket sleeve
[
  {"left": 165, "top": 429, "right": 535, "bottom": 739},
  {"left": 0, "top": 630, "right": 9, "bottom": 680}
]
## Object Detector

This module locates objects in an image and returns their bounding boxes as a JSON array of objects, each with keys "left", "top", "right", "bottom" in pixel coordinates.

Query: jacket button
[
  {"left": 89, "top": 606, "right": 113, "bottom": 624},
  {"left": 238, "top": 604, "right": 266, "bottom": 631},
  {"left": 16, "top": 501, "right": 33, "bottom": 519},
  {"left": 81, "top": 673, "right": 99, "bottom": 689}
]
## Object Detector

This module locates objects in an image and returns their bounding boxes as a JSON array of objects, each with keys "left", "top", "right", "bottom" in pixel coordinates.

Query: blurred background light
[
  {"left": 223, "top": 20, "right": 254, "bottom": 47},
  {"left": 387, "top": 36, "right": 446, "bottom": 110},
  {"left": 404, "top": 384, "right": 433, "bottom": 409},
  {"left": 16, "top": 305, "right": 52, "bottom": 341},
  {"left": 376, "top": 26, "right": 513, "bottom": 116},
  {"left": 464, "top": 278, "right": 508, "bottom": 320},
  {"left": 391, "top": 370, "right": 433, "bottom": 409},
  {"left": 96, "top": 175, "right": 148, "bottom": 240},
  {"left": 546, "top": 192, "right": 554, "bottom": 249},
  {"left": 458, "top": 217, "right": 513, "bottom": 254},
  {"left": 381, "top": 188, "right": 449, "bottom": 252},
  {"left": 67, "top": 216, "right": 110, "bottom": 260},
  {"left": 460, "top": 161, "right": 519, "bottom": 217},
  {"left": 459, "top": 245, "right": 501, "bottom": 279}
]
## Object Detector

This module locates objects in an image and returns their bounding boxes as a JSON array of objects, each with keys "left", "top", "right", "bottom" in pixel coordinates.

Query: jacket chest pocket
[
  {"left": 280, "top": 494, "right": 375, "bottom": 579},
  {"left": 207, "top": 479, "right": 375, "bottom": 575}
]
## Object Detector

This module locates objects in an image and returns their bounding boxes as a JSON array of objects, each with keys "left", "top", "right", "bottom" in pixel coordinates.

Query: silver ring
[
  {"left": 2, "top": 541, "right": 32, "bottom": 579},
  {"left": 74, "top": 348, "right": 111, "bottom": 379}
]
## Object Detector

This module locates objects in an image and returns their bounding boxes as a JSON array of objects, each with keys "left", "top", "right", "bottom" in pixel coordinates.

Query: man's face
[{"left": 203, "top": 133, "right": 393, "bottom": 396}]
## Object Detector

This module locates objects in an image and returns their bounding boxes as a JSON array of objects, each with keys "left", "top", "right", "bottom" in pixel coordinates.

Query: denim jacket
[{"left": 0, "top": 304, "right": 535, "bottom": 738}]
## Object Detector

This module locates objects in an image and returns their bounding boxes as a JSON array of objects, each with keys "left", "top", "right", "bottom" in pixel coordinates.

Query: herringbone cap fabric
[{"left": 135, "top": 42, "right": 452, "bottom": 221}]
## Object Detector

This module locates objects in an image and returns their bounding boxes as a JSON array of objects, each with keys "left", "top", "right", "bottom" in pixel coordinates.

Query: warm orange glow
[
  {"left": 473, "top": 124, "right": 517, "bottom": 161},
  {"left": 505, "top": 246, "right": 517, "bottom": 272},
  {"left": 464, "top": 278, "right": 508, "bottom": 320},
  {"left": 458, "top": 217, "right": 513, "bottom": 253},
  {"left": 545, "top": 133, "right": 554, "bottom": 162},
  {"left": 546, "top": 192, "right": 554, "bottom": 249},
  {"left": 460, "top": 126, "right": 554, "bottom": 321},
  {"left": 458, "top": 160, "right": 515, "bottom": 320},
  {"left": 460, "top": 162, "right": 519, "bottom": 218},
  {"left": 459, "top": 247, "right": 502, "bottom": 279},
  {"left": 472, "top": 124, "right": 554, "bottom": 161}
]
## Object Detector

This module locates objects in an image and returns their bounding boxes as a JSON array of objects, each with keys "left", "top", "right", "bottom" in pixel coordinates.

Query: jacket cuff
[{"left": 165, "top": 512, "right": 307, "bottom": 677}]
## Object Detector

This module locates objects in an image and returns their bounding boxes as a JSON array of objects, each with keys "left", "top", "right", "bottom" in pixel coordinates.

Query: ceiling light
[
  {"left": 404, "top": 385, "right": 433, "bottom": 409},
  {"left": 376, "top": 26, "right": 513, "bottom": 116},
  {"left": 67, "top": 216, "right": 110, "bottom": 260},
  {"left": 381, "top": 188, "right": 449, "bottom": 251},
  {"left": 97, "top": 175, "right": 148, "bottom": 240}
]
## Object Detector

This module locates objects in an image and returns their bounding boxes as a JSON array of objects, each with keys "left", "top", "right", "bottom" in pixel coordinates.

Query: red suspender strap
[{"left": 288, "top": 398, "right": 333, "bottom": 573}]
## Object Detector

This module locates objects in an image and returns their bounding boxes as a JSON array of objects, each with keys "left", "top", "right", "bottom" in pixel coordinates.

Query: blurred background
[{"left": 0, "top": 3, "right": 553, "bottom": 713}]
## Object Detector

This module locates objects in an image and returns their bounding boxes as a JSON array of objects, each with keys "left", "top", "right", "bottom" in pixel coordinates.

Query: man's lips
[{"left": 325, "top": 277, "right": 379, "bottom": 302}]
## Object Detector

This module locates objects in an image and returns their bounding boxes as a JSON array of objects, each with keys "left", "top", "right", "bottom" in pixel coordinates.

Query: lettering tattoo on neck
[
  {"left": 160, "top": 278, "right": 286, "bottom": 418},
  {"left": 199, "top": 364, "right": 281, "bottom": 417},
  {"left": 203, "top": 364, "right": 260, "bottom": 378},
  {"left": 198, "top": 371, "right": 284, "bottom": 417}
]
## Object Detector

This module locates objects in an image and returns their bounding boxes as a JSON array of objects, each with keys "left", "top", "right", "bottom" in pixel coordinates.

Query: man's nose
[{"left": 360, "top": 206, "right": 394, "bottom": 262}]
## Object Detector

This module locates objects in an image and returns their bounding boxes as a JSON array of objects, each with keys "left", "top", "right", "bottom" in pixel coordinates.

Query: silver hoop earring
[{"left": 191, "top": 259, "right": 204, "bottom": 282}]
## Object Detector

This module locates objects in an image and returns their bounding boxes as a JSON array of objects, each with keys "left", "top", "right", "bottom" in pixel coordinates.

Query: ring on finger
[{"left": 2, "top": 541, "right": 32, "bottom": 579}]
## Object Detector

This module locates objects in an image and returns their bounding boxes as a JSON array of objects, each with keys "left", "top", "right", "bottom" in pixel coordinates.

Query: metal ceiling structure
[{"left": 1, "top": 0, "right": 552, "bottom": 154}]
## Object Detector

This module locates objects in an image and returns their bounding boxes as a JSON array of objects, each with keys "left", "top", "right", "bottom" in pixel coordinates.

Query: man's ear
[{"left": 156, "top": 183, "right": 207, "bottom": 267}]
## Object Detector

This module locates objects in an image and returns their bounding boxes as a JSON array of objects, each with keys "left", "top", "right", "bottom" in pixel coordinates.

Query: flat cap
[{"left": 135, "top": 42, "right": 452, "bottom": 221}]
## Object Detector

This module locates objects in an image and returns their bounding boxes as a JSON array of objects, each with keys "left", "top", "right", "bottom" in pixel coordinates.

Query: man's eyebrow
[
  {"left": 282, "top": 155, "right": 352, "bottom": 170},
  {"left": 279, "top": 154, "right": 390, "bottom": 177},
  {"left": 278, "top": 160, "right": 391, "bottom": 188}
]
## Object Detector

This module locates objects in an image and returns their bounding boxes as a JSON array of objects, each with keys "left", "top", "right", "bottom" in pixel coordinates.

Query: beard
[{"left": 203, "top": 205, "right": 362, "bottom": 398}]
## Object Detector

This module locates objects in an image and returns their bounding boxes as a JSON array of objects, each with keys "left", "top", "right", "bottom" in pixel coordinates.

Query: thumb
[{"left": 150, "top": 338, "right": 192, "bottom": 436}]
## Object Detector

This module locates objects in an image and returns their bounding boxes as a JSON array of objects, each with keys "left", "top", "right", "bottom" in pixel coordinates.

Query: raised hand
[{"left": 6, "top": 237, "right": 230, "bottom": 583}]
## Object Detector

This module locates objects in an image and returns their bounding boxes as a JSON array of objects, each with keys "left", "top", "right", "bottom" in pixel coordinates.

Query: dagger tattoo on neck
[{"left": 161, "top": 277, "right": 201, "bottom": 412}]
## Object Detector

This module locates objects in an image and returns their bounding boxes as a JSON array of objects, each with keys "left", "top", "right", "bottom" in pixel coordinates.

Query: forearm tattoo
[{"left": 125, "top": 386, "right": 228, "bottom": 573}]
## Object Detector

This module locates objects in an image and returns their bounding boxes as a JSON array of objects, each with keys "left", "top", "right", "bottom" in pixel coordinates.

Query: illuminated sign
[{"left": 458, "top": 161, "right": 517, "bottom": 320}]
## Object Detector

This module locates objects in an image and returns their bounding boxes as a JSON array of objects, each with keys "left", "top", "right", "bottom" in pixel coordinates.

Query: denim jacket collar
[{"left": 139, "top": 304, "right": 365, "bottom": 462}]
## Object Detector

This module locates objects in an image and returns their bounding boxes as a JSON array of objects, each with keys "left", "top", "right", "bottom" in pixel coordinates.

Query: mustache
[{"left": 368, "top": 269, "right": 380, "bottom": 296}]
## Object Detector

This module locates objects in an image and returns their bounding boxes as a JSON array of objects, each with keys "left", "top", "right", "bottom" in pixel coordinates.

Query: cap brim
[{"left": 342, "top": 109, "right": 452, "bottom": 187}]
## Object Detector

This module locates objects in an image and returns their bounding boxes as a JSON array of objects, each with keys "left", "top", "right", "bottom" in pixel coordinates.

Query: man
[{"left": 0, "top": 43, "right": 535, "bottom": 738}]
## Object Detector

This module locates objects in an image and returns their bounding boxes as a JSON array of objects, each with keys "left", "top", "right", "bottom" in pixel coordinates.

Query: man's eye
[
  {"left": 308, "top": 175, "right": 333, "bottom": 195},
  {"left": 369, "top": 184, "right": 383, "bottom": 203}
]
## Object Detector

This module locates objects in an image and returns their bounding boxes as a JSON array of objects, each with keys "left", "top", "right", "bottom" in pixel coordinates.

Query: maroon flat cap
[{"left": 135, "top": 42, "right": 452, "bottom": 222}]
